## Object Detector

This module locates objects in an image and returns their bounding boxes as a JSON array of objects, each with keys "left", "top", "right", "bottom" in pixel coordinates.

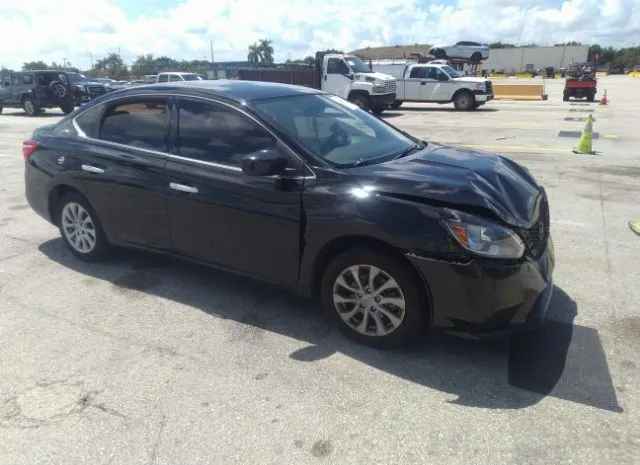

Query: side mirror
[{"left": 241, "top": 148, "right": 287, "bottom": 177}]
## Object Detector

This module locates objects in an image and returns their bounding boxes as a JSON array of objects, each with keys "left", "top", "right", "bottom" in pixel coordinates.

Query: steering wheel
[{"left": 320, "top": 121, "right": 351, "bottom": 156}]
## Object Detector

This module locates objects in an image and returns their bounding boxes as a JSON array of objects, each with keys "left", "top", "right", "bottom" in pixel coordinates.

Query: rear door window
[
  {"left": 158, "top": 74, "right": 169, "bottom": 83},
  {"left": 409, "top": 67, "right": 427, "bottom": 79},
  {"left": 99, "top": 98, "right": 170, "bottom": 152},
  {"left": 23, "top": 74, "right": 34, "bottom": 85}
]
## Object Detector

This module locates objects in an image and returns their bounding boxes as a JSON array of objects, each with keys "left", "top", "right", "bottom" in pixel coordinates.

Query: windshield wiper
[{"left": 393, "top": 143, "right": 426, "bottom": 160}]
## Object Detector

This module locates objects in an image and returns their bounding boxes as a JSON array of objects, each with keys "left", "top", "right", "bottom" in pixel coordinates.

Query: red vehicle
[{"left": 563, "top": 63, "right": 597, "bottom": 102}]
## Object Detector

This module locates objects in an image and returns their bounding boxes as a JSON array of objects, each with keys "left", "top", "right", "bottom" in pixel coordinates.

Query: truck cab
[
  {"left": 375, "top": 62, "right": 493, "bottom": 111},
  {"left": 238, "top": 52, "right": 396, "bottom": 114},
  {"left": 320, "top": 53, "right": 397, "bottom": 113}
]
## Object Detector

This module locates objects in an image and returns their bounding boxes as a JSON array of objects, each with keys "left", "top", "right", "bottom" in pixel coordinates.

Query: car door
[
  {"left": 164, "top": 96, "right": 304, "bottom": 284},
  {"left": 71, "top": 96, "right": 172, "bottom": 249},
  {"left": 401, "top": 66, "right": 423, "bottom": 100},
  {"left": 429, "top": 68, "right": 452, "bottom": 100},
  {"left": 324, "top": 58, "right": 352, "bottom": 99}
]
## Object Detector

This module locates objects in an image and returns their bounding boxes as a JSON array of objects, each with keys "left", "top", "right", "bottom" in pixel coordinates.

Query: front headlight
[
  {"left": 373, "top": 85, "right": 385, "bottom": 93},
  {"left": 443, "top": 211, "right": 525, "bottom": 259}
]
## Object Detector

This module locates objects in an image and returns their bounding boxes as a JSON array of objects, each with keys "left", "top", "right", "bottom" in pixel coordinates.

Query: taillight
[{"left": 23, "top": 140, "right": 40, "bottom": 161}]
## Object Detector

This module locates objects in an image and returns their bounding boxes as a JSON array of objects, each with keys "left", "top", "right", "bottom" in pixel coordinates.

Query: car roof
[{"left": 106, "top": 80, "right": 322, "bottom": 103}]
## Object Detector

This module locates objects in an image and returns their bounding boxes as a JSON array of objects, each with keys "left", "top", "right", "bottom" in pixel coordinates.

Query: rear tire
[
  {"left": 348, "top": 94, "right": 370, "bottom": 111},
  {"left": 433, "top": 48, "right": 447, "bottom": 59},
  {"left": 470, "top": 52, "right": 482, "bottom": 63},
  {"left": 320, "top": 247, "right": 428, "bottom": 349},
  {"left": 453, "top": 91, "right": 475, "bottom": 111},
  {"left": 23, "top": 97, "right": 41, "bottom": 116},
  {"left": 586, "top": 92, "right": 595, "bottom": 102},
  {"left": 57, "top": 192, "right": 111, "bottom": 262},
  {"left": 563, "top": 92, "right": 569, "bottom": 102},
  {"left": 371, "top": 107, "right": 385, "bottom": 115},
  {"left": 0, "top": 105, "right": 3, "bottom": 114}
]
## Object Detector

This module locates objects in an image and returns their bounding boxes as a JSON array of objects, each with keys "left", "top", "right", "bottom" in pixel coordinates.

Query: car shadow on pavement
[{"left": 38, "top": 239, "right": 622, "bottom": 413}]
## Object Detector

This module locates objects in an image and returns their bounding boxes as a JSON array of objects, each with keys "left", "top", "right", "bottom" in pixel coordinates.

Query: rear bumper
[
  {"left": 25, "top": 162, "right": 54, "bottom": 224},
  {"left": 371, "top": 93, "right": 396, "bottom": 108}
]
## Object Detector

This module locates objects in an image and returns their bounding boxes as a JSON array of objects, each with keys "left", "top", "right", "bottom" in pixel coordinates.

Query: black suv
[
  {"left": 65, "top": 72, "right": 109, "bottom": 106},
  {"left": 0, "top": 70, "right": 108, "bottom": 116}
]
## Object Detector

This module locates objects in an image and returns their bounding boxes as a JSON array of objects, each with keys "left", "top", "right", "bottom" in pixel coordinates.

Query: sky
[{"left": 0, "top": 0, "right": 638, "bottom": 70}]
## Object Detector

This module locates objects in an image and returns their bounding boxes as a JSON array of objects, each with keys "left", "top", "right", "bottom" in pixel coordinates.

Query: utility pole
[
  {"left": 117, "top": 46, "right": 121, "bottom": 56},
  {"left": 210, "top": 39, "right": 216, "bottom": 79},
  {"left": 90, "top": 52, "right": 94, "bottom": 70}
]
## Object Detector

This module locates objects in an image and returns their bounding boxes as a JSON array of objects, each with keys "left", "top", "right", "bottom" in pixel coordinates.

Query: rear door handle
[
  {"left": 169, "top": 182, "right": 199, "bottom": 194},
  {"left": 81, "top": 164, "right": 105, "bottom": 174}
]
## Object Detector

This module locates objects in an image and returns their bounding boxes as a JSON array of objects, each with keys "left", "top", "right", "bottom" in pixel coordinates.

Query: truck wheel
[
  {"left": 470, "top": 52, "right": 482, "bottom": 63},
  {"left": 453, "top": 91, "right": 475, "bottom": 111},
  {"left": 23, "top": 97, "right": 41, "bottom": 116},
  {"left": 586, "top": 92, "right": 595, "bottom": 102},
  {"left": 433, "top": 48, "right": 446, "bottom": 59},
  {"left": 60, "top": 100, "right": 75, "bottom": 115},
  {"left": 389, "top": 100, "right": 403, "bottom": 109},
  {"left": 0, "top": 105, "right": 3, "bottom": 115},
  {"left": 349, "top": 94, "right": 370, "bottom": 111},
  {"left": 371, "top": 107, "right": 385, "bottom": 115},
  {"left": 563, "top": 92, "right": 569, "bottom": 102}
]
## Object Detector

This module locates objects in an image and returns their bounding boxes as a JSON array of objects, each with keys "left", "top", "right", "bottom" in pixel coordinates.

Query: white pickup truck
[{"left": 372, "top": 62, "right": 494, "bottom": 111}]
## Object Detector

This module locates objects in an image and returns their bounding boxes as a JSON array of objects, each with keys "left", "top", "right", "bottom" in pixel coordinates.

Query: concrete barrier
[
  {"left": 492, "top": 83, "right": 545, "bottom": 101},
  {"left": 515, "top": 73, "right": 532, "bottom": 79},
  {"left": 596, "top": 71, "right": 608, "bottom": 77},
  {"left": 629, "top": 71, "right": 640, "bottom": 77}
]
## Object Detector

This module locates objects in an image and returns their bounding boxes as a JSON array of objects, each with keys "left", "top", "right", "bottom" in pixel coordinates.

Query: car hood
[{"left": 347, "top": 143, "right": 543, "bottom": 229}]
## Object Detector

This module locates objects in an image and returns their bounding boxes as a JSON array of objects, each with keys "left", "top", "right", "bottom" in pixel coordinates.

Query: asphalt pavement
[{"left": 1, "top": 75, "right": 639, "bottom": 465}]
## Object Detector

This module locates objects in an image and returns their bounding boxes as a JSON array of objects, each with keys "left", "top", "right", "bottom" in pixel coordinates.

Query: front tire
[
  {"left": 348, "top": 94, "right": 370, "bottom": 111},
  {"left": 320, "top": 247, "right": 428, "bottom": 348},
  {"left": 453, "top": 91, "right": 475, "bottom": 111},
  {"left": 470, "top": 52, "right": 482, "bottom": 63},
  {"left": 57, "top": 193, "right": 111, "bottom": 262},
  {"left": 389, "top": 100, "right": 403, "bottom": 109}
]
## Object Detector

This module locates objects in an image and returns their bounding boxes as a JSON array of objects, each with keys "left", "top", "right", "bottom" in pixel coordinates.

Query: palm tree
[
  {"left": 258, "top": 39, "right": 274, "bottom": 64},
  {"left": 247, "top": 43, "right": 262, "bottom": 66}
]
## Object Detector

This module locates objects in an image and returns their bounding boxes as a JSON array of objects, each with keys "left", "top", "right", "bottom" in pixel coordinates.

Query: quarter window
[
  {"left": 177, "top": 99, "right": 276, "bottom": 166},
  {"left": 99, "top": 99, "right": 169, "bottom": 152},
  {"left": 409, "top": 67, "right": 427, "bottom": 79}
]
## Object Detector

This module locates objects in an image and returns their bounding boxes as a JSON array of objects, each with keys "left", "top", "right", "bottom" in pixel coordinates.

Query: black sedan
[{"left": 23, "top": 80, "right": 555, "bottom": 348}]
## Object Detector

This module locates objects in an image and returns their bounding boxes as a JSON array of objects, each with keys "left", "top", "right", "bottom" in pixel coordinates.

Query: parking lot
[{"left": 1, "top": 75, "right": 639, "bottom": 464}]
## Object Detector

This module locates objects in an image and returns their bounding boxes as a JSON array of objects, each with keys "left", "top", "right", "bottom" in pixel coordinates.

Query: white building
[{"left": 480, "top": 45, "right": 589, "bottom": 73}]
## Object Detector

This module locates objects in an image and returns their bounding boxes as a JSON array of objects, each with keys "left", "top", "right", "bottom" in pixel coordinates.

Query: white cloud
[{"left": 0, "top": 0, "right": 638, "bottom": 70}]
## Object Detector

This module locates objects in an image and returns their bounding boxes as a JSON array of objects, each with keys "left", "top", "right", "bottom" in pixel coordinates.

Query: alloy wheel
[
  {"left": 61, "top": 202, "right": 97, "bottom": 253},
  {"left": 332, "top": 264, "right": 406, "bottom": 337}
]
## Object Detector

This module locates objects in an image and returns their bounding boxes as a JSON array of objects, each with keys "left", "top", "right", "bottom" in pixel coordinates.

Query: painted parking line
[
  {"left": 569, "top": 109, "right": 595, "bottom": 112},
  {"left": 559, "top": 131, "right": 600, "bottom": 139},
  {"left": 563, "top": 117, "right": 608, "bottom": 122},
  {"left": 558, "top": 131, "right": 619, "bottom": 139},
  {"left": 453, "top": 144, "right": 569, "bottom": 153}
]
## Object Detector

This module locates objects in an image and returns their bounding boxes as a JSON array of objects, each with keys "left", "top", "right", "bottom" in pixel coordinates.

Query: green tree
[
  {"left": 94, "top": 53, "right": 129, "bottom": 79},
  {"left": 247, "top": 43, "right": 261, "bottom": 65},
  {"left": 131, "top": 54, "right": 156, "bottom": 77},
  {"left": 258, "top": 39, "right": 274, "bottom": 64},
  {"left": 22, "top": 61, "right": 49, "bottom": 70}
]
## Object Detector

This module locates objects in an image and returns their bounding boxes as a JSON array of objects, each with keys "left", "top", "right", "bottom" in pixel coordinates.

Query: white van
[{"left": 156, "top": 72, "right": 204, "bottom": 83}]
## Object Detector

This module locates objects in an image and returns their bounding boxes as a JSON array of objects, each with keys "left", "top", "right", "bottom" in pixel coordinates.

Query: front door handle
[
  {"left": 81, "top": 164, "right": 105, "bottom": 174},
  {"left": 420, "top": 81, "right": 426, "bottom": 85},
  {"left": 169, "top": 182, "right": 199, "bottom": 194}
]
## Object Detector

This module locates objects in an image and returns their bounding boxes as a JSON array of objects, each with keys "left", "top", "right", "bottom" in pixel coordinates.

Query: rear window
[
  {"left": 99, "top": 99, "right": 169, "bottom": 152},
  {"left": 23, "top": 74, "right": 33, "bottom": 85}
]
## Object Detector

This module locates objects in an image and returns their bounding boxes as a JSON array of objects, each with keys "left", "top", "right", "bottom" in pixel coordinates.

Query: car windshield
[
  {"left": 252, "top": 93, "right": 421, "bottom": 167},
  {"left": 182, "top": 74, "right": 203, "bottom": 81},
  {"left": 440, "top": 65, "right": 462, "bottom": 78},
  {"left": 67, "top": 73, "right": 88, "bottom": 83},
  {"left": 344, "top": 56, "right": 373, "bottom": 74}
]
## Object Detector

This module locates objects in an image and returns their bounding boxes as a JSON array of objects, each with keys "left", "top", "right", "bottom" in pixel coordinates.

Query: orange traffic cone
[{"left": 599, "top": 89, "right": 607, "bottom": 105}]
